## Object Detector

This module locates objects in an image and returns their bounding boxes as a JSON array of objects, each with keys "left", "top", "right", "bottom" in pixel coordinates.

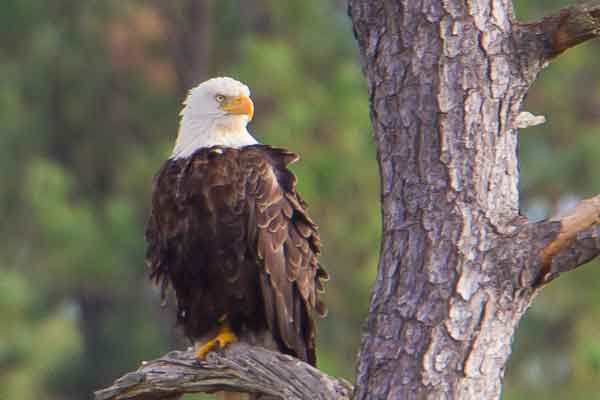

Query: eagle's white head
[{"left": 171, "top": 77, "right": 258, "bottom": 159}]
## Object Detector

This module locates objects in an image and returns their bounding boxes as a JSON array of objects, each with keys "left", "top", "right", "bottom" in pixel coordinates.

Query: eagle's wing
[
  {"left": 145, "top": 160, "right": 175, "bottom": 305},
  {"left": 242, "top": 146, "right": 328, "bottom": 365}
]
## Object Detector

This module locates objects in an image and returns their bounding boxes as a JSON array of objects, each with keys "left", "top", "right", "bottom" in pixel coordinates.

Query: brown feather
[{"left": 145, "top": 145, "right": 326, "bottom": 365}]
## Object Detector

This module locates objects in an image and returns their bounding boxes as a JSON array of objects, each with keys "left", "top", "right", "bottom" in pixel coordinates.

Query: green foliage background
[{"left": 0, "top": 1, "right": 598, "bottom": 398}]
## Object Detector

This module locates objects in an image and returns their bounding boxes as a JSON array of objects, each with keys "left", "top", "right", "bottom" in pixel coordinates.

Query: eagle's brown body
[{"left": 145, "top": 144, "right": 327, "bottom": 365}]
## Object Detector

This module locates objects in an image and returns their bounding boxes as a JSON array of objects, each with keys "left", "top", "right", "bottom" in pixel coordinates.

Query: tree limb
[
  {"left": 94, "top": 343, "right": 353, "bottom": 400},
  {"left": 528, "top": 195, "right": 600, "bottom": 286},
  {"left": 515, "top": 1, "right": 600, "bottom": 77}
]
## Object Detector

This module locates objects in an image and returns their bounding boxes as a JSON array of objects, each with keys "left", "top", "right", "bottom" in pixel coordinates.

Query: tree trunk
[{"left": 348, "top": 1, "right": 600, "bottom": 399}]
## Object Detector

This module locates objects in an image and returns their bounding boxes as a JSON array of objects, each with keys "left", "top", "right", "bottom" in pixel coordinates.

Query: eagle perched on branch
[{"left": 145, "top": 77, "right": 328, "bottom": 366}]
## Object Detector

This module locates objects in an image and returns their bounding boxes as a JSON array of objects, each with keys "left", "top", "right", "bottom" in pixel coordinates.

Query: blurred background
[{"left": 0, "top": 1, "right": 599, "bottom": 399}]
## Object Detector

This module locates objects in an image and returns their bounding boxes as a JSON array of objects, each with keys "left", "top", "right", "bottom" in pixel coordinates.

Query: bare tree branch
[
  {"left": 538, "top": 224, "right": 600, "bottom": 284},
  {"left": 516, "top": 1, "right": 600, "bottom": 70},
  {"left": 531, "top": 195, "right": 600, "bottom": 286},
  {"left": 94, "top": 343, "right": 353, "bottom": 400}
]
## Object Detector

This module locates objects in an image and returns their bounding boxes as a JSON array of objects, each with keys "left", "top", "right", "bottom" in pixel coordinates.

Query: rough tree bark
[
  {"left": 348, "top": 1, "right": 600, "bottom": 399},
  {"left": 94, "top": 344, "right": 352, "bottom": 400},
  {"left": 96, "top": 1, "right": 600, "bottom": 399}
]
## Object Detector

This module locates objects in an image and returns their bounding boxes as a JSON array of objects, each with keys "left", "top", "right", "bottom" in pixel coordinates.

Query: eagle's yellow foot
[{"left": 195, "top": 323, "right": 238, "bottom": 359}]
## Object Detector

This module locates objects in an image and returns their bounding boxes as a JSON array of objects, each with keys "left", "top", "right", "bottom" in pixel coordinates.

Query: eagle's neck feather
[{"left": 171, "top": 116, "right": 258, "bottom": 159}]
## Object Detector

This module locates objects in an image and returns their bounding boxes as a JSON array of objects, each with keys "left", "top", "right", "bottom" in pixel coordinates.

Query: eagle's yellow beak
[{"left": 222, "top": 95, "right": 254, "bottom": 121}]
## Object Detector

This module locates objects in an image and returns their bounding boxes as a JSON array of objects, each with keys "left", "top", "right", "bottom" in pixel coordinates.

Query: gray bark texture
[
  {"left": 348, "top": 0, "right": 600, "bottom": 399},
  {"left": 96, "top": 1, "right": 600, "bottom": 399},
  {"left": 94, "top": 344, "right": 352, "bottom": 400}
]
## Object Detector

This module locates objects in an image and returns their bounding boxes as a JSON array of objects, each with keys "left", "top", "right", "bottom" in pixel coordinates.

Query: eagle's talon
[
  {"left": 194, "top": 323, "right": 238, "bottom": 360},
  {"left": 195, "top": 339, "right": 218, "bottom": 360},
  {"left": 216, "top": 330, "right": 237, "bottom": 349}
]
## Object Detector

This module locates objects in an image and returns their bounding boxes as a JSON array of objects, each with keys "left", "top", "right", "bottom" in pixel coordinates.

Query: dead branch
[
  {"left": 539, "top": 224, "right": 600, "bottom": 285},
  {"left": 94, "top": 343, "right": 353, "bottom": 400},
  {"left": 529, "top": 195, "right": 600, "bottom": 286},
  {"left": 515, "top": 1, "right": 600, "bottom": 82},
  {"left": 517, "top": 1, "right": 600, "bottom": 59}
]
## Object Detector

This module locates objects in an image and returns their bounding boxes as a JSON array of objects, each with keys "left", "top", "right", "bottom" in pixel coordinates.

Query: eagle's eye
[{"left": 215, "top": 94, "right": 226, "bottom": 103}]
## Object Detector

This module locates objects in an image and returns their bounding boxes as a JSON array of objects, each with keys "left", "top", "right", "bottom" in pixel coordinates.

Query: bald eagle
[{"left": 145, "top": 77, "right": 328, "bottom": 365}]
